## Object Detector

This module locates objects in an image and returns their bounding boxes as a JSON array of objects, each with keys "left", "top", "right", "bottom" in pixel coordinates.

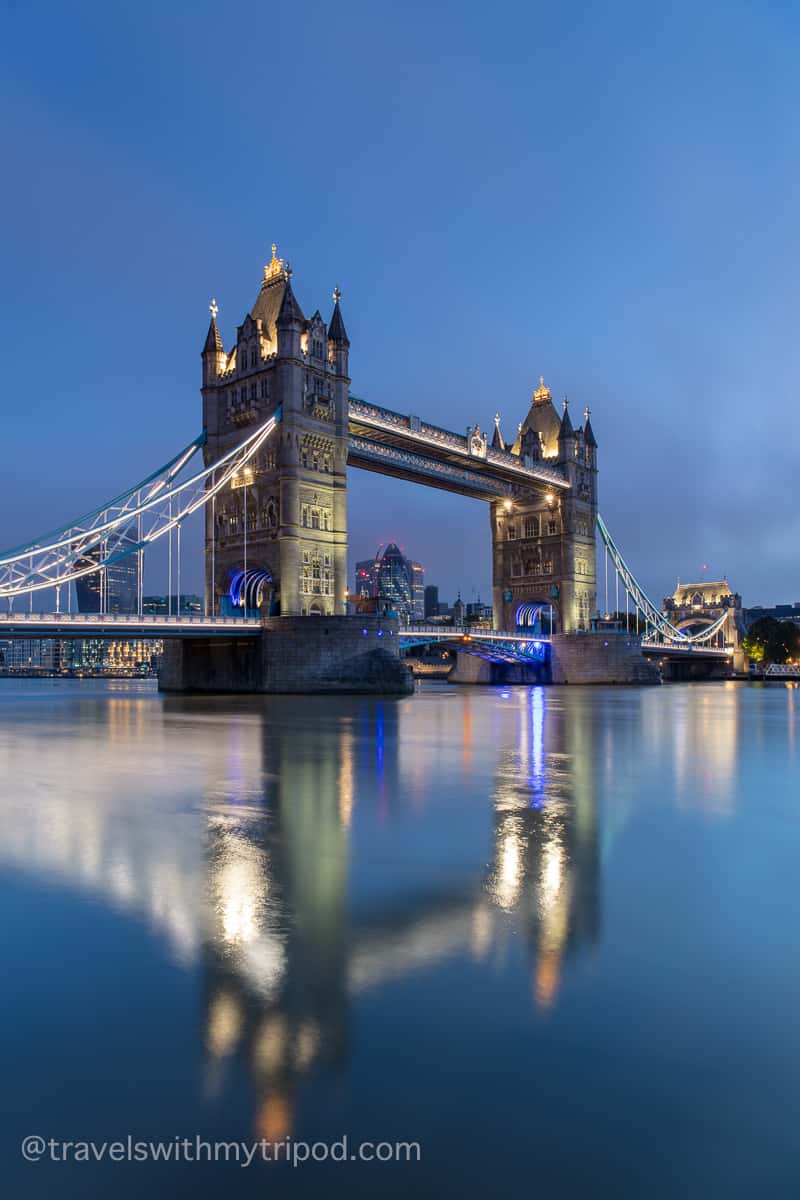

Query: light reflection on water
[{"left": 1, "top": 678, "right": 800, "bottom": 1197}]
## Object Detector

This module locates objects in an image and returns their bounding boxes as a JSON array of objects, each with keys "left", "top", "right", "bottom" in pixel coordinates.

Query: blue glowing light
[{"left": 228, "top": 566, "right": 273, "bottom": 609}]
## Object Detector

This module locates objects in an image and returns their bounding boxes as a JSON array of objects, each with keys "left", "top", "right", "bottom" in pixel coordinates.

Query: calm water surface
[{"left": 1, "top": 679, "right": 799, "bottom": 1198}]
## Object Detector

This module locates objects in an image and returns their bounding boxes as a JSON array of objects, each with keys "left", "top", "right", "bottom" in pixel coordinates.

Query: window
[
  {"left": 250, "top": 382, "right": 256, "bottom": 401},
  {"left": 323, "top": 511, "right": 330, "bottom": 531},
  {"left": 547, "top": 519, "right": 558, "bottom": 536},
  {"left": 507, "top": 524, "right": 517, "bottom": 541},
  {"left": 524, "top": 517, "right": 540, "bottom": 539},
  {"left": 301, "top": 505, "right": 309, "bottom": 527},
  {"left": 311, "top": 509, "right": 321, "bottom": 530}
]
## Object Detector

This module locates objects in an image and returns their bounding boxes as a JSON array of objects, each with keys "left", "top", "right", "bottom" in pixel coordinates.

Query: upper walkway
[{"left": 347, "top": 397, "right": 568, "bottom": 500}]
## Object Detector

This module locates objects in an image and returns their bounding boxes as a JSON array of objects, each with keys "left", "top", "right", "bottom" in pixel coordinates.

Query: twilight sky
[{"left": 1, "top": 0, "right": 799, "bottom": 608}]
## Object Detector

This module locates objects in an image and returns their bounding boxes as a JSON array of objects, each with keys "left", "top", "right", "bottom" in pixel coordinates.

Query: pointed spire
[
  {"left": 559, "top": 397, "right": 575, "bottom": 439},
  {"left": 328, "top": 286, "right": 350, "bottom": 345},
  {"left": 583, "top": 405, "right": 597, "bottom": 447},
  {"left": 203, "top": 299, "right": 223, "bottom": 354},
  {"left": 491, "top": 412, "right": 505, "bottom": 451},
  {"left": 277, "top": 273, "right": 304, "bottom": 325}
]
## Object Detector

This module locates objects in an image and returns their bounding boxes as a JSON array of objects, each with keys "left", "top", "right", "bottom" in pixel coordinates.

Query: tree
[{"left": 744, "top": 617, "right": 800, "bottom": 665}]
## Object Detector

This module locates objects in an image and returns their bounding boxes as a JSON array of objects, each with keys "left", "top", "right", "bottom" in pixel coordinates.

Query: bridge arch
[
  {"left": 228, "top": 566, "right": 274, "bottom": 612},
  {"left": 671, "top": 613, "right": 729, "bottom": 646},
  {"left": 515, "top": 599, "right": 558, "bottom": 636}
]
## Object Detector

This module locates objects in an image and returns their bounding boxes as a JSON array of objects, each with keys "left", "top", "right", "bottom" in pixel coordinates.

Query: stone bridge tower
[
  {"left": 490, "top": 379, "right": 598, "bottom": 633},
  {"left": 201, "top": 248, "right": 350, "bottom": 616}
]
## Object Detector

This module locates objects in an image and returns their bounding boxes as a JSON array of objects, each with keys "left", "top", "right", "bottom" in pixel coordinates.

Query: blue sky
[{"left": 1, "top": 0, "right": 799, "bottom": 607}]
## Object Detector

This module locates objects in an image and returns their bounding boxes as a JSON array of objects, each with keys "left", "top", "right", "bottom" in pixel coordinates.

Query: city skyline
[{"left": 2, "top": 3, "right": 800, "bottom": 609}]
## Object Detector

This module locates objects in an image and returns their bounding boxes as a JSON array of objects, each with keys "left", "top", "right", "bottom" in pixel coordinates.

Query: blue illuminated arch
[{"left": 228, "top": 567, "right": 273, "bottom": 610}]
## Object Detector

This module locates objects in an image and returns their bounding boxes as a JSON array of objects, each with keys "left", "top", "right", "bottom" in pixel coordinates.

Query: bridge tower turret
[
  {"left": 201, "top": 301, "right": 226, "bottom": 392},
  {"left": 555, "top": 399, "right": 598, "bottom": 632},
  {"left": 201, "top": 246, "right": 349, "bottom": 618}
]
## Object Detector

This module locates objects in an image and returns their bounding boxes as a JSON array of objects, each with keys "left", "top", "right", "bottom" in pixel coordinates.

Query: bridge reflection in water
[
  {"left": 0, "top": 682, "right": 748, "bottom": 1143},
  {"left": 0, "top": 683, "right": 608, "bottom": 1140}
]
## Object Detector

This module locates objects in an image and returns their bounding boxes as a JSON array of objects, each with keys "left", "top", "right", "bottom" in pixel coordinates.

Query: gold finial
[
  {"left": 209, "top": 298, "right": 219, "bottom": 321},
  {"left": 494, "top": 412, "right": 501, "bottom": 425},
  {"left": 534, "top": 375, "right": 551, "bottom": 402},
  {"left": 333, "top": 286, "right": 341, "bottom": 303},
  {"left": 262, "top": 243, "right": 286, "bottom": 284},
  {"left": 584, "top": 406, "right": 591, "bottom": 421}
]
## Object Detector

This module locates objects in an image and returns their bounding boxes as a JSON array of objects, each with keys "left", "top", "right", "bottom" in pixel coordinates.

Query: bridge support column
[
  {"left": 550, "top": 632, "right": 660, "bottom": 685},
  {"left": 159, "top": 616, "right": 413, "bottom": 695}
]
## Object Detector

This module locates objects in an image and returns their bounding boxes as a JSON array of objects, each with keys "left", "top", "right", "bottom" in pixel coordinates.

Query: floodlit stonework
[
  {"left": 201, "top": 247, "right": 349, "bottom": 618},
  {"left": 490, "top": 380, "right": 598, "bottom": 634}
]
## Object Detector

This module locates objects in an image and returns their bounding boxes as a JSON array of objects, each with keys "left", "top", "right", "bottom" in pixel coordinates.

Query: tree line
[{"left": 742, "top": 617, "right": 800, "bottom": 665}]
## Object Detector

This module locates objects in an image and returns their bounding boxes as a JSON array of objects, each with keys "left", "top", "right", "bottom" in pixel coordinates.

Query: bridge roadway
[
  {"left": 0, "top": 613, "right": 731, "bottom": 660},
  {"left": 0, "top": 614, "right": 546, "bottom": 644}
]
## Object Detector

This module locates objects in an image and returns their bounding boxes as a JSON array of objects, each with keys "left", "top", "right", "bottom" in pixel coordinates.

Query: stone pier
[
  {"left": 159, "top": 615, "right": 413, "bottom": 695},
  {"left": 447, "top": 632, "right": 659, "bottom": 685},
  {"left": 550, "top": 632, "right": 660, "bottom": 684}
]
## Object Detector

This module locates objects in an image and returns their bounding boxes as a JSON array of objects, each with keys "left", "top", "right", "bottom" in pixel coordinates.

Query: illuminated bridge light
[{"left": 229, "top": 567, "right": 273, "bottom": 610}]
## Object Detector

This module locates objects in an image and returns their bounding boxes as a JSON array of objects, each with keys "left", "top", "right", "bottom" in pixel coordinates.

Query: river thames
[{"left": 1, "top": 678, "right": 798, "bottom": 1198}]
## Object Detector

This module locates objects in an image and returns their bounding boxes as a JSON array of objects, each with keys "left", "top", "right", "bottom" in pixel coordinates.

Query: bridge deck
[
  {"left": 0, "top": 614, "right": 732, "bottom": 658},
  {"left": 0, "top": 613, "right": 263, "bottom": 639}
]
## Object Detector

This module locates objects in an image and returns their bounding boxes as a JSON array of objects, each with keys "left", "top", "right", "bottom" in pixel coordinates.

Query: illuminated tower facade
[
  {"left": 490, "top": 379, "right": 598, "bottom": 633},
  {"left": 201, "top": 248, "right": 350, "bottom": 616}
]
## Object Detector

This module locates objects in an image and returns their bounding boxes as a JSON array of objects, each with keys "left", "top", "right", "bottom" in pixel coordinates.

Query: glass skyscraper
[
  {"left": 353, "top": 544, "right": 424, "bottom": 622},
  {"left": 75, "top": 539, "right": 138, "bottom": 614}
]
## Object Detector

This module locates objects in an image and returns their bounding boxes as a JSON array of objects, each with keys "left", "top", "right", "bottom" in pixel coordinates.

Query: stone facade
[
  {"left": 159, "top": 616, "right": 413, "bottom": 695},
  {"left": 201, "top": 248, "right": 349, "bottom": 618},
  {"left": 491, "top": 380, "right": 598, "bottom": 634},
  {"left": 550, "top": 632, "right": 660, "bottom": 685}
]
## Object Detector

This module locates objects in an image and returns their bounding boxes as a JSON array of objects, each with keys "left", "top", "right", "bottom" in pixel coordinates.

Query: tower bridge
[{"left": 0, "top": 246, "right": 739, "bottom": 690}]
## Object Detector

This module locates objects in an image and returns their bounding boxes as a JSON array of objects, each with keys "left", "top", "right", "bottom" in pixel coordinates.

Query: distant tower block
[{"left": 201, "top": 249, "right": 350, "bottom": 616}]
